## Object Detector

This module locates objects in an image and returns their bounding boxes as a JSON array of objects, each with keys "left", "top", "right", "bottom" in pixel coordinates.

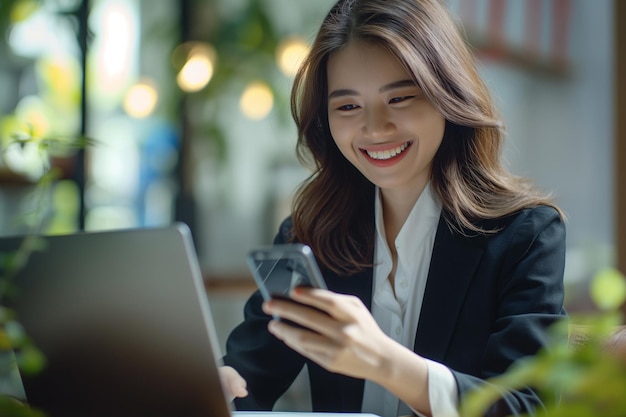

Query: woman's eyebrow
[
  {"left": 328, "top": 79, "right": 417, "bottom": 100},
  {"left": 379, "top": 79, "right": 417, "bottom": 93},
  {"left": 328, "top": 88, "right": 358, "bottom": 100}
]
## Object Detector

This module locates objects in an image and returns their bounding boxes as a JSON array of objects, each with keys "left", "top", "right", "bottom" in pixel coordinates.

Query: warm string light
[
  {"left": 170, "top": 36, "right": 309, "bottom": 120},
  {"left": 174, "top": 42, "right": 216, "bottom": 93},
  {"left": 123, "top": 80, "right": 158, "bottom": 118},
  {"left": 237, "top": 37, "right": 309, "bottom": 120},
  {"left": 239, "top": 81, "right": 274, "bottom": 121},
  {"left": 276, "top": 37, "right": 310, "bottom": 77}
]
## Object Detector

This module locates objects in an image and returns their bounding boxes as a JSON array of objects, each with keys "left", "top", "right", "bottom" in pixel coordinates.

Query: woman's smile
[{"left": 360, "top": 141, "right": 413, "bottom": 166}]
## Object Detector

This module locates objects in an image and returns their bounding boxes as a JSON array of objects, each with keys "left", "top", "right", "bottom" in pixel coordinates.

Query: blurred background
[{"left": 0, "top": 0, "right": 623, "bottom": 410}]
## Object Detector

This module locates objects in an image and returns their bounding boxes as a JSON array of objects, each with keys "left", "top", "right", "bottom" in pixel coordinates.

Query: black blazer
[{"left": 223, "top": 205, "right": 566, "bottom": 416}]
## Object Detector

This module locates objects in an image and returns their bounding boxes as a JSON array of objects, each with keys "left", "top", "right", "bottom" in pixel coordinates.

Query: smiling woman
[{"left": 220, "top": 1, "right": 567, "bottom": 416}]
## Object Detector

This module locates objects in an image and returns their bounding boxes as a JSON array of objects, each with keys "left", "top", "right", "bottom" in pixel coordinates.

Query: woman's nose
[{"left": 362, "top": 108, "right": 395, "bottom": 138}]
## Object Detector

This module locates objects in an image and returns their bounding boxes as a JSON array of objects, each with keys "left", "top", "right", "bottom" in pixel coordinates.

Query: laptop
[
  {"left": 0, "top": 224, "right": 380, "bottom": 417},
  {"left": 0, "top": 223, "right": 232, "bottom": 417}
]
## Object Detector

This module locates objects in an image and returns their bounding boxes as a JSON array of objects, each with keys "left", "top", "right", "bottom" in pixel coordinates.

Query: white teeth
[{"left": 366, "top": 142, "right": 409, "bottom": 160}]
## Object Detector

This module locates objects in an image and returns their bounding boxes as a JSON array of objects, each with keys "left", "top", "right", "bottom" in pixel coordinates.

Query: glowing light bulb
[
  {"left": 239, "top": 82, "right": 274, "bottom": 120},
  {"left": 176, "top": 43, "right": 216, "bottom": 93},
  {"left": 124, "top": 80, "right": 158, "bottom": 118},
  {"left": 276, "top": 37, "right": 310, "bottom": 77}
]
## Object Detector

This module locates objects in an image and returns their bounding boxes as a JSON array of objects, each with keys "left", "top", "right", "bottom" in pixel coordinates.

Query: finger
[
  {"left": 289, "top": 288, "right": 363, "bottom": 321},
  {"left": 231, "top": 379, "right": 248, "bottom": 398},
  {"left": 263, "top": 299, "right": 343, "bottom": 337},
  {"left": 225, "top": 381, "right": 248, "bottom": 400},
  {"left": 268, "top": 320, "right": 353, "bottom": 375},
  {"left": 268, "top": 320, "right": 339, "bottom": 359},
  {"left": 219, "top": 366, "right": 248, "bottom": 401}
]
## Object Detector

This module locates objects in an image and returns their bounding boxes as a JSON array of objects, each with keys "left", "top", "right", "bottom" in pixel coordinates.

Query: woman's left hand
[{"left": 262, "top": 287, "right": 394, "bottom": 382}]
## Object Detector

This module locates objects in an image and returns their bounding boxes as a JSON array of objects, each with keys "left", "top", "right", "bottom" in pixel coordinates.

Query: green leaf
[
  {"left": 0, "top": 396, "right": 46, "bottom": 417},
  {"left": 0, "top": 306, "right": 16, "bottom": 323},
  {"left": 16, "top": 345, "right": 46, "bottom": 376},
  {"left": 0, "top": 327, "right": 12, "bottom": 351},
  {"left": 590, "top": 268, "right": 626, "bottom": 310},
  {"left": 3, "top": 320, "right": 26, "bottom": 347}
]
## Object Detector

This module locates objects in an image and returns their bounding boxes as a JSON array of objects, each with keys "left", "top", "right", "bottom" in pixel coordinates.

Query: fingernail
[{"left": 268, "top": 320, "right": 278, "bottom": 333}]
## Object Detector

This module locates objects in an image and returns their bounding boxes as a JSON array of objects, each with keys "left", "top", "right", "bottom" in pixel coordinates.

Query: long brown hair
[{"left": 290, "top": 0, "right": 563, "bottom": 275}]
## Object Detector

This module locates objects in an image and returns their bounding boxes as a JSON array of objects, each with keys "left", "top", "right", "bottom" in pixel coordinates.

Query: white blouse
[{"left": 360, "top": 183, "right": 459, "bottom": 417}]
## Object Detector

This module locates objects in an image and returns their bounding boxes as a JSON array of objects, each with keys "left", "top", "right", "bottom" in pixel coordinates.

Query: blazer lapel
[{"left": 414, "top": 215, "right": 485, "bottom": 361}]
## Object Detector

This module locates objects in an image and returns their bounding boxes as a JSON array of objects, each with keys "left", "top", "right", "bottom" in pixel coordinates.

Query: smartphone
[{"left": 246, "top": 243, "right": 327, "bottom": 320}]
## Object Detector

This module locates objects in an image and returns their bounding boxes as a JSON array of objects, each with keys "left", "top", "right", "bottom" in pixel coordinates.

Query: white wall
[{"left": 479, "top": 0, "right": 614, "bottom": 287}]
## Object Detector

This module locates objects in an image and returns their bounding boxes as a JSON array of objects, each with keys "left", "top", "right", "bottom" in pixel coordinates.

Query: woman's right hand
[{"left": 218, "top": 365, "right": 248, "bottom": 402}]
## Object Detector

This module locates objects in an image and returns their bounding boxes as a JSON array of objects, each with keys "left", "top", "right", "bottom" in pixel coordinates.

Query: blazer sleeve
[
  {"left": 453, "top": 206, "right": 567, "bottom": 416},
  {"left": 221, "top": 218, "right": 305, "bottom": 411}
]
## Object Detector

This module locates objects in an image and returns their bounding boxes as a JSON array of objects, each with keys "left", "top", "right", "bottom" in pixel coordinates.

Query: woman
[{"left": 221, "top": 0, "right": 566, "bottom": 416}]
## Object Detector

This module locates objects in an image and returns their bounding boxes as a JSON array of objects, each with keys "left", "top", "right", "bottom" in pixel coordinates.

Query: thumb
[{"left": 219, "top": 365, "right": 249, "bottom": 401}]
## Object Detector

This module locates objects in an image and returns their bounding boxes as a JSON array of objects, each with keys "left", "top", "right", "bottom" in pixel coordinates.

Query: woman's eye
[
  {"left": 389, "top": 95, "right": 415, "bottom": 104},
  {"left": 337, "top": 104, "right": 359, "bottom": 111}
]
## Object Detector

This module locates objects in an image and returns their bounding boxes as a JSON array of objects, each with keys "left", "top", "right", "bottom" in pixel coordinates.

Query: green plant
[
  {"left": 1, "top": 2, "right": 81, "bottom": 413},
  {"left": 461, "top": 268, "right": 626, "bottom": 417},
  {"left": 0, "top": 134, "right": 92, "bottom": 417}
]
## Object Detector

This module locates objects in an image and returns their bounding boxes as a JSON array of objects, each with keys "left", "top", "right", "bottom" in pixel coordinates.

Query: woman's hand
[
  {"left": 262, "top": 288, "right": 432, "bottom": 415},
  {"left": 218, "top": 365, "right": 248, "bottom": 402},
  {"left": 262, "top": 287, "right": 394, "bottom": 381}
]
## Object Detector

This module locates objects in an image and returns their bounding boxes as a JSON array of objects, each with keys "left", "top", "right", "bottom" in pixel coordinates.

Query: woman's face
[{"left": 327, "top": 40, "right": 445, "bottom": 197}]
